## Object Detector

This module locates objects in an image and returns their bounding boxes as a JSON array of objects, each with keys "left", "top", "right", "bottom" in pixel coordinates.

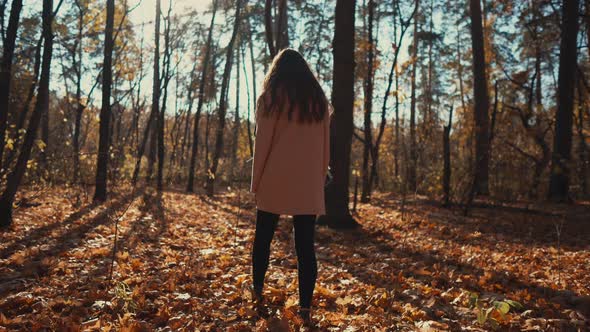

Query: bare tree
[
  {"left": 319, "top": 0, "right": 358, "bottom": 228},
  {"left": 70, "top": 0, "right": 87, "bottom": 184},
  {"left": 371, "top": 0, "right": 417, "bottom": 193},
  {"left": 0, "top": 0, "right": 23, "bottom": 170},
  {"left": 246, "top": 14, "right": 257, "bottom": 156},
  {"left": 0, "top": 0, "right": 63, "bottom": 226},
  {"left": 443, "top": 105, "right": 453, "bottom": 206},
  {"left": 264, "top": 0, "right": 288, "bottom": 59},
  {"left": 94, "top": 0, "right": 115, "bottom": 202},
  {"left": 146, "top": 0, "right": 162, "bottom": 185},
  {"left": 408, "top": 0, "right": 420, "bottom": 192},
  {"left": 206, "top": 0, "right": 242, "bottom": 196},
  {"left": 230, "top": 38, "right": 241, "bottom": 178},
  {"left": 548, "top": 0, "right": 579, "bottom": 201},
  {"left": 187, "top": 0, "right": 218, "bottom": 192},
  {"left": 469, "top": 0, "right": 491, "bottom": 195},
  {"left": 360, "top": 0, "right": 375, "bottom": 203},
  {"left": 157, "top": 0, "right": 174, "bottom": 191}
]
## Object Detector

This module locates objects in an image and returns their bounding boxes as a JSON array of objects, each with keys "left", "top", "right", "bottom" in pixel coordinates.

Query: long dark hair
[{"left": 258, "top": 48, "right": 328, "bottom": 123}]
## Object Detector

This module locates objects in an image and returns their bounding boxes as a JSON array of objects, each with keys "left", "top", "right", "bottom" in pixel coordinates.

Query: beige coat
[{"left": 250, "top": 101, "right": 330, "bottom": 216}]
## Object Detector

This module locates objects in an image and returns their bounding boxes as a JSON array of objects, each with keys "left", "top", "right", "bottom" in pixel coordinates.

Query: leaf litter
[{"left": 0, "top": 187, "right": 589, "bottom": 331}]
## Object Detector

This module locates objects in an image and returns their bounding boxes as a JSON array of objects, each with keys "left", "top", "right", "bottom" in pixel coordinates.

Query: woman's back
[{"left": 250, "top": 103, "right": 329, "bottom": 215}]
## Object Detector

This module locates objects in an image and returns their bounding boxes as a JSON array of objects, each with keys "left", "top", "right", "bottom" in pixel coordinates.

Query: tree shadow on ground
[
  {"left": 29, "top": 190, "right": 170, "bottom": 325},
  {"left": 85, "top": 190, "right": 168, "bottom": 281},
  {"left": 369, "top": 193, "right": 590, "bottom": 249},
  {"left": 201, "top": 189, "right": 590, "bottom": 318},
  {"left": 0, "top": 191, "right": 142, "bottom": 297},
  {"left": 317, "top": 221, "right": 590, "bottom": 324},
  {"left": 0, "top": 203, "right": 98, "bottom": 259}
]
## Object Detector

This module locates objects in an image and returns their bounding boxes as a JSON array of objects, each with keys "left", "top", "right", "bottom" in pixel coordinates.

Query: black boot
[
  {"left": 251, "top": 286, "right": 269, "bottom": 318},
  {"left": 298, "top": 307, "right": 312, "bottom": 326}
]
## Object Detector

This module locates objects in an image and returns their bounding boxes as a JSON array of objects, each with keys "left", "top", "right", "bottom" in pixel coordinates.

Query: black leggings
[{"left": 251, "top": 209, "right": 317, "bottom": 309}]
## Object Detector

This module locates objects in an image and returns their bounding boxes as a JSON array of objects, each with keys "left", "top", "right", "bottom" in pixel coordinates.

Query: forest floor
[{"left": 0, "top": 185, "right": 589, "bottom": 331}]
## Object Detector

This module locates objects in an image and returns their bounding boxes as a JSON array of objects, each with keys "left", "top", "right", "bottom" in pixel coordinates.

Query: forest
[{"left": 0, "top": 0, "right": 589, "bottom": 330}]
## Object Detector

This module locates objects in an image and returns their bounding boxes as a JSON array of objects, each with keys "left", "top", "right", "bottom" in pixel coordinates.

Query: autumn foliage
[{"left": 0, "top": 186, "right": 588, "bottom": 331}]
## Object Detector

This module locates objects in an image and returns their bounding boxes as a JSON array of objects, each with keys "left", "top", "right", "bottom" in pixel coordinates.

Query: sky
[
  {"left": 14, "top": 0, "right": 434, "bottom": 124},
  {"left": 126, "top": 0, "right": 261, "bottom": 121},
  {"left": 131, "top": 0, "right": 209, "bottom": 24},
  {"left": 121, "top": 0, "right": 418, "bottom": 124}
]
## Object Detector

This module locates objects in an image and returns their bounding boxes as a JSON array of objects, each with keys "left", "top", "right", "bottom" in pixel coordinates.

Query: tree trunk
[
  {"left": 426, "top": 0, "right": 434, "bottom": 128},
  {"left": 146, "top": 0, "right": 162, "bottom": 184},
  {"left": 263, "top": 0, "right": 289, "bottom": 58},
  {"left": 73, "top": 103, "right": 84, "bottom": 183},
  {"left": 276, "top": 0, "right": 289, "bottom": 50},
  {"left": 587, "top": 0, "right": 590, "bottom": 65},
  {"left": 361, "top": 0, "right": 375, "bottom": 203},
  {"left": 0, "top": 0, "right": 56, "bottom": 227},
  {"left": 230, "top": 42, "right": 241, "bottom": 179},
  {"left": 204, "top": 105, "right": 212, "bottom": 174},
  {"left": 15, "top": 35, "right": 43, "bottom": 136},
  {"left": 0, "top": 0, "right": 23, "bottom": 171},
  {"left": 72, "top": 3, "right": 85, "bottom": 184},
  {"left": 240, "top": 40, "right": 252, "bottom": 158},
  {"left": 129, "top": 35, "right": 149, "bottom": 185},
  {"left": 489, "top": 80, "right": 498, "bottom": 145},
  {"left": 247, "top": 16, "right": 257, "bottom": 156},
  {"left": 129, "top": 34, "right": 145, "bottom": 152},
  {"left": 311, "top": 2, "right": 328, "bottom": 80},
  {"left": 157, "top": 0, "right": 172, "bottom": 191},
  {"left": 456, "top": 25, "right": 466, "bottom": 113},
  {"left": 187, "top": 0, "right": 218, "bottom": 192},
  {"left": 205, "top": 0, "right": 242, "bottom": 196},
  {"left": 375, "top": 0, "right": 416, "bottom": 190},
  {"left": 393, "top": 3, "right": 401, "bottom": 180},
  {"left": 264, "top": 0, "right": 276, "bottom": 59},
  {"left": 577, "top": 77, "right": 589, "bottom": 196},
  {"left": 111, "top": 107, "right": 122, "bottom": 182},
  {"left": 548, "top": 0, "right": 579, "bottom": 201},
  {"left": 169, "top": 62, "right": 182, "bottom": 173},
  {"left": 394, "top": 66, "right": 400, "bottom": 179},
  {"left": 531, "top": 53, "right": 550, "bottom": 199},
  {"left": 39, "top": 93, "right": 49, "bottom": 179},
  {"left": 408, "top": 0, "right": 419, "bottom": 193},
  {"left": 180, "top": 61, "right": 198, "bottom": 169},
  {"left": 132, "top": 107, "right": 155, "bottom": 184},
  {"left": 443, "top": 106, "right": 453, "bottom": 206},
  {"left": 531, "top": 142, "right": 551, "bottom": 199},
  {"left": 469, "top": 0, "right": 491, "bottom": 196},
  {"left": 93, "top": 0, "right": 115, "bottom": 202},
  {"left": 318, "top": 0, "right": 358, "bottom": 228}
]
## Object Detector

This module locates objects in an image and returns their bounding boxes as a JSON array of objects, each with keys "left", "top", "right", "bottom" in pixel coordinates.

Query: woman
[{"left": 250, "top": 48, "right": 331, "bottom": 324}]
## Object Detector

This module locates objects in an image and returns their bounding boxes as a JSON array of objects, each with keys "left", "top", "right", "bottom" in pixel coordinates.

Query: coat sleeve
[
  {"left": 250, "top": 105, "right": 277, "bottom": 193},
  {"left": 323, "top": 106, "right": 332, "bottom": 175}
]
